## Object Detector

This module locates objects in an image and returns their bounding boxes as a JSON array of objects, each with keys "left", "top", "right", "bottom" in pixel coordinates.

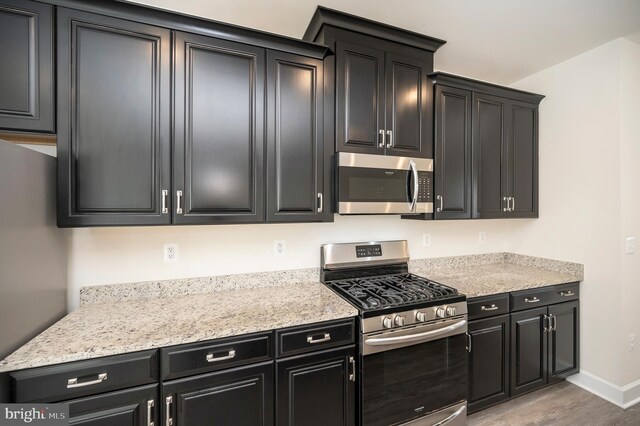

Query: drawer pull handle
[
  {"left": 525, "top": 297, "right": 541, "bottom": 303},
  {"left": 67, "top": 372, "right": 107, "bottom": 389},
  {"left": 206, "top": 349, "right": 236, "bottom": 363},
  {"left": 307, "top": 333, "right": 331, "bottom": 344},
  {"left": 560, "top": 291, "right": 575, "bottom": 297},
  {"left": 481, "top": 304, "right": 499, "bottom": 311}
]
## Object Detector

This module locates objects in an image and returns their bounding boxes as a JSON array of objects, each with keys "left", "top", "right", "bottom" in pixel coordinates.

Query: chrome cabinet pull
[
  {"left": 349, "top": 356, "right": 356, "bottom": 382},
  {"left": 67, "top": 373, "right": 107, "bottom": 389},
  {"left": 161, "top": 190, "right": 168, "bottom": 214},
  {"left": 409, "top": 160, "right": 418, "bottom": 212},
  {"left": 147, "top": 400, "right": 155, "bottom": 426},
  {"left": 433, "top": 404, "right": 466, "bottom": 426},
  {"left": 317, "top": 192, "right": 323, "bottom": 213},
  {"left": 307, "top": 333, "right": 331, "bottom": 344},
  {"left": 481, "top": 304, "right": 499, "bottom": 311},
  {"left": 560, "top": 291, "right": 575, "bottom": 297},
  {"left": 543, "top": 314, "right": 549, "bottom": 332},
  {"left": 551, "top": 314, "right": 557, "bottom": 332},
  {"left": 525, "top": 297, "right": 541, "bottom": 303},
  {"left": 386, "top": 130, "right": 393, "bottom": 148},
  {"left": 176, "top": 190, "right": 183, "bottom": 214},
  {"left": 436, "top": 195, "right": 443, "bottom": 213},
  {"left": 206, "top": 350, "right": 236, "bottom": 363},
  {"left": 165, "top": 396, "right": 173, "bottom": 426},
  {"left": 503, "top": 196, "right": 508, "bottom": 212},
  {"left": 466, "top": 332, "right": 472, "bottom": 353},
  {"left": 378, "top": 129, "right": 385, "bottom": 148},
  {"left": 511, "top": 196, "right": 515, "bottom": 211}
]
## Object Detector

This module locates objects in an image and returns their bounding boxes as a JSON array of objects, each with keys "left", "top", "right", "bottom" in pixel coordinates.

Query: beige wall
[{"left": 510, "top": 38, "right": 640, "bottom": 390}]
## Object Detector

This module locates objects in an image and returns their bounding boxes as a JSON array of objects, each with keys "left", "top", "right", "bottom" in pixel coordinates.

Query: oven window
[
  {"left": 361, "top": 334, "right": 467, "bottom": 426},
  {"left": 339, "top": 167, "right": 409, "bottom": 202}
]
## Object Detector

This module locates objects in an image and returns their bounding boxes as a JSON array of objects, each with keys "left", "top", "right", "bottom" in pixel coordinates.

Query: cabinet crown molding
[{"left": 303, "top": 6, "right": 446, "bottom": 52}]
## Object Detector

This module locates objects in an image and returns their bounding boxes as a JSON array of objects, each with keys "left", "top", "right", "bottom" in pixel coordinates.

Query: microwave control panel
[{"left": 417, "top": 172, "right": 432, "bottom": 203}]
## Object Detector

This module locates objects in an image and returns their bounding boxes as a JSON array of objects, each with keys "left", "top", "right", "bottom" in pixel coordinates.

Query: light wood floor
[{"left": 468, "top": 381, "right": 640, "bottom": 425}]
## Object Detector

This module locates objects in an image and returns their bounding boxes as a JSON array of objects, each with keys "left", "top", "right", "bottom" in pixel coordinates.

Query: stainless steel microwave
[{"left": 337, "top": 152, "right": 433, "bottom": 214}]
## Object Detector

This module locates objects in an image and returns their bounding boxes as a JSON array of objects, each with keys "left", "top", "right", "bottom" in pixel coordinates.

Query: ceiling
[{"left": 128, "top": 0, "right": 640, "bottom": 84}]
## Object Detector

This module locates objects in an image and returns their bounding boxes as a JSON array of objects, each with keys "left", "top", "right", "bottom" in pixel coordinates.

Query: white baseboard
[{"left": 567, "top": 370, "right": 640, "bottom": 409}]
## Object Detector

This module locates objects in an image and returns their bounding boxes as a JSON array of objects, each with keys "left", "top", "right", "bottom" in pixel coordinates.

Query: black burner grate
[{"left": 329, "top": 274, "right": 458, "bottom": 310}]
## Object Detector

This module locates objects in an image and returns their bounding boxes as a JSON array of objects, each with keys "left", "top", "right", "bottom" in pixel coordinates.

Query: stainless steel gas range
[{"left": 321, "top": 240, "right": 468, "bottom": 426}]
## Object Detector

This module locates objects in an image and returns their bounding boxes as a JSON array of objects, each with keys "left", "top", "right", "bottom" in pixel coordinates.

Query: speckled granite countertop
[
  {"left": 0, "top": 282, "right": 357, "bottom": 373},
  {"left": 410, "top": 253, "right": 583, "bottom": 298}
]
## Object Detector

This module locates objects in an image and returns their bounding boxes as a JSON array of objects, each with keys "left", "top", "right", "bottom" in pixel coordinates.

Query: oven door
[
  {"left": 361, "top": 317, "right": 468, "bottom": 426},
  {"left": 337, "top": 152, "right": 433, "bottom": 214}
]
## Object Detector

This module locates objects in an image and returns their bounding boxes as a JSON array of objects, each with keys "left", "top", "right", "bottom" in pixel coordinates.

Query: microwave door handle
[{"left": 408, "top": 160, "right": 418, "bottom": 212}]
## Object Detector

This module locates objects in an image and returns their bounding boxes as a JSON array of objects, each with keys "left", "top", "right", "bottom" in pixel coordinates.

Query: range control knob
[
  {"left": 394, "top": 315, "right": 405, "bottom": 327},
  {"left": 446, "top": 306, "right": 457, "bottom": 317},
  {"left": 382, "top": 316, "right": 393, "bottom": 329},
  {"left": 435, "top": 307, "right": 446, "bottom": 319},
  {"left": 415, "top": 311, "right": 427, "bottom": 322}
]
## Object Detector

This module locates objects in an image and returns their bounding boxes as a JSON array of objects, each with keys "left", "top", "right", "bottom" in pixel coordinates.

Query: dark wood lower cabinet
[
  {"left": 510, "top": 307, "right": 547, "bottom": 397},
  {"left": 66, "top": 384, "right": 158, "bottom": 426},
  {"left": 276, "top": 346, "right": 355, "bottom": 426},
  {"left": 468, "top": 315, "right": 510, "bottom": 413},
  {"left": 549, "top": 300, "right": 580, "bottom": 382},
  {"left": 163, "top": 361, "right": 274, "bottom": 426}
]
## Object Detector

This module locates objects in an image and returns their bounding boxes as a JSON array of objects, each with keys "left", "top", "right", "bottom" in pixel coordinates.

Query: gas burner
[{"left": 329, "top": 273, "right": 458, "bottom": 311}]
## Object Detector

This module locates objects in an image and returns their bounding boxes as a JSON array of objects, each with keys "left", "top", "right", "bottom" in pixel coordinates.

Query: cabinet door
[
  {"left": 56, "top": 8, "right": 171, "bottom": 227},
  {"left": 276, "top": 346, "right": 355, "bottom": 426},
  {"left": 266, "top": 51, "right": 324, "bottom": 222},
  {"left": 173, "top": 32, "right": 265, "bottom": 224},
  {"left": 510, "top": 307, "right": 548, "bottom": 397},
  {"left": 434, "top": 85, "right": 472, "bottom": 219},
  {"left": 384, "top": 53, "right": 431, "bottom": 158},
  {"left": 468, "top": 315, "right": 510, "bottom": 413},
  {"left": 548, "top": 301, "right": 579, "bottom": 382},
  {"left": 506, "top": 101, "right": 538, "bottom": 218},
  {"left": 67, "top": 384, "right": 157, "bottom": 426},
  {"left": 472, "top": 93, "right": 507, "bottom": 219},
  {"left": 336, "top": 41, "right": 385, "bottom": 155},
  {"left": 163, "top": 362, "right": 273, "bottom": 426},
  {"left": 0, "top": 0, "right": 54, "bottom": 132}
]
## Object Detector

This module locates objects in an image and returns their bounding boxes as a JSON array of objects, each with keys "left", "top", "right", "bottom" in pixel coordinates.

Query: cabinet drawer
[
  {"left": 277, "top": 319, "right": 355, "bottom": 358},
  {"left": 468, "top": 294, "right": 509, "bottom": 320},
  {"left": 510, "top": 283, "right": 579, "bottom": 312},
  {"left": 11, "top": 350, "right": 158, "bottom": 403},
  {"left": 161, "top": 332, "right": 273, "bottom": 380}
]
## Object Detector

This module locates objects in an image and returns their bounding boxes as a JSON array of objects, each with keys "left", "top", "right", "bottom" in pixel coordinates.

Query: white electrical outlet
[
  {"left": 274, "top": 240, "right": 286, "bottom": 257},
  {"left": 479, "top": 232, "right": 486, "bottom": 244},
  {"left": 625, "top": 237, "right": 636, "bottom": 255},
  {"left": 163, "top": 243, "right": 179, "bottom": 263},
  {"left": 630, "top": 334, "right": 637, "bottom": 352},
  {"left": 422, "top": 233, "right": 431, "bottom": 247}
]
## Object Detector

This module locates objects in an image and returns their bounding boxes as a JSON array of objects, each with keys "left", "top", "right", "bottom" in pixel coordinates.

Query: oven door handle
[
  {"left": 432, "top": 404, "right": 467, "bottom": 426},
  {"left": 365, "top": 319, "right": 467, "bottom": 346}
]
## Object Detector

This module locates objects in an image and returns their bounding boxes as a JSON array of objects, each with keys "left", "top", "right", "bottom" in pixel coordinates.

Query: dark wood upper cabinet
[
  {"left": 304, "top": 8, "right": 444, "bottom": 160},
  {"left": 433, "top": 85, "right": 472, "bottom": 219},
  {"left": 0, "top": 0, "right": 54, "bottom": 133},
  {"left": 56, "top": 8, "right": 171, "bottom": 227},
  {"left": 468, "top": 314, "right": 510, "bottom": 413},
  {"left": 173, "top": 32, "right": 265, "bottom": 224},
  {"left": 266, "top": 51, "right": 325, "bottom": 222},
  {"left": 276, "top": 346, "right": 355, "bottom": 426},
  {"left": 472, "top": 93, "right": 508, "bottom": 219},
  {"left": 507, "top": 101, "right": 539, "bottom": 218},
  {"left": 336, "top": 41, "right": 385, "bottom": 155}
]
